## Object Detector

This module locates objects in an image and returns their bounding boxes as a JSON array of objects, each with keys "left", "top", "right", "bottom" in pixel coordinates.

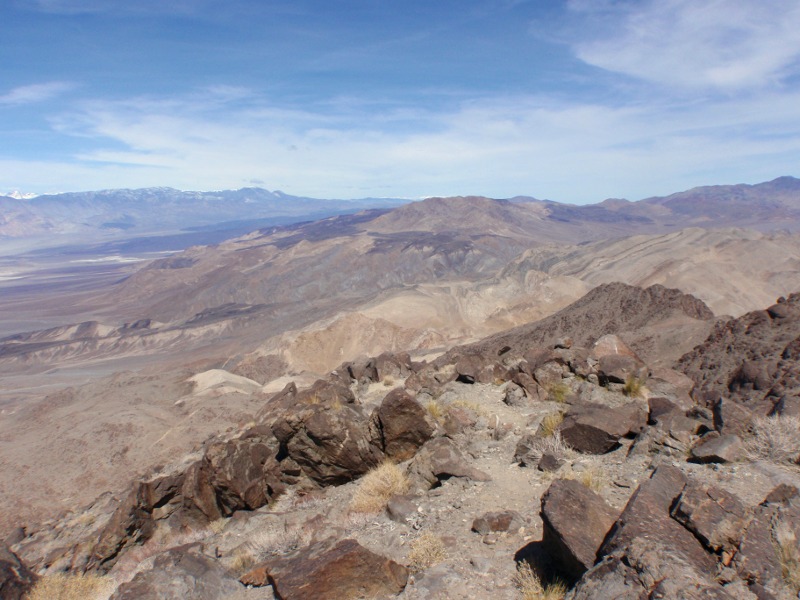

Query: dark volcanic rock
[
  {"left": 241, "top": 538, "right": 408, "bottom": 599},
  {"left": 559, "top": 403, "right": 646, "bottom": 454},
  {"left": 678, "top": 291, "right": 800, "bottom": 413},
  {"left": 273, "top": 402, "right": 384, "bottom": 486},
  {"left": 407, "top": 437, "right": 491, "bottom": 491},
  {"left": 372, "top": 389, "right": 435, "bottom": 461},
  {"left": 689, "top": 433, "right": 743, "bottom": 464},
  {"left": 540, "top": 479, "right": 618, "bottom": 580},
  {"left": 0, "top": 546, "right": 37, "bottom": 600},
  {"left": 472, "top": 510, "right": 524, "bottom": 535},
  {"left": 110, "top": 547, "right": 240, "bottom": 600},
  {"left": 671, "top": 483, "right": 750, "bottom": 552}
]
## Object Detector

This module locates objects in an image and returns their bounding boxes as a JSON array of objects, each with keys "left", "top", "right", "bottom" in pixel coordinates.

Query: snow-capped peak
[{"left": 3, "top": 190, "right": 38, "bottom": 200}]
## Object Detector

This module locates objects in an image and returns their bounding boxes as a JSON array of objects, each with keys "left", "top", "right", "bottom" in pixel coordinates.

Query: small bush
[
  {"left": 622, "top": 376, "right": 645, "bottom": 398},
  {"left": 774, "top": 518, "right": 800, "bottom": 593},
  {"left": 539, "top": 412, "right": 564, "bottom": 438},
  {"left": 526, "top": 430, "right": 575, "bottom": 464},
  {"left": 562, "top": 464, "right": 605, "bottom": 492},
  {"left": 744, "top": 415, "right": 800, "bottom": 465},
  {"left": 450, "top": 398, "right": 489, "bottom": 417},
  {"left": 513, "top": 561, "right": 567, "bottom": 600},
  {"left": 547, "top": 382, "right": 570, "bottom": 404},
  {"left": 350, "top": 461, "right": 410, "bottom": 514},
  {"left": 425, "top": 400, "right": 445, "bottom": 423},
  {"left": 383, "top": 376, "right": 395, "bottom": 387},
  {"left": 407, "top": 533, "right": 447, "bottom": 572},
  {"left": 26, "top": 573, "right": 116, "bottom": 600}
]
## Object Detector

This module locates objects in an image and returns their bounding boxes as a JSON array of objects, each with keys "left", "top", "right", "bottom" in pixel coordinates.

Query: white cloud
[
  {"left": 7, "top": 84, "right": 796, "bottom": 202},
  {"left": 0, "top": 82, "right": 74, "bottom": 106},
  {"left": 569, "top": 0, "right": 800, "bottom": 91}
]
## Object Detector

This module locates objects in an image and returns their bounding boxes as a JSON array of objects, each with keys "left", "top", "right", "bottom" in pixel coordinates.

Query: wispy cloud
[
  {"left": 15, "top": 83, "right": 797, "bottom": 201},
  {"left": 0, "top": 82, "right": 74, "bottom": 106},
  {"left": 568, "top": 0, "right": 800, "bottom": 91}
]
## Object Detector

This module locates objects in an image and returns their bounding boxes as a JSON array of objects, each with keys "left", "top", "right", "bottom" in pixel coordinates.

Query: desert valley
[{"left": 1, "top": 178, "right": 800, "bottom": 599}]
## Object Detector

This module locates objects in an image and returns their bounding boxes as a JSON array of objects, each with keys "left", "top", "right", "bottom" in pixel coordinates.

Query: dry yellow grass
[
  {"left": 745, "top": 415, "right": 800, "bottom": 465},
  {"left": 407, "top": 532, "right": 447, "bottom": 572},
  {"left": 539, "top": 412, "right": 564, "bottom": 438},
  {"left": 774, "top": 518, "right": 800, "bottom": 593},
  {"left": 349, "top": 461, "right": 410, "bottom": 514},
  {"left": 513, "top": 561, "right": 567, "bottom": 600},
  {"left": 547, "top": 382, "right": 570, "bottom": 404},
  {"left": 425, "top": 400, "right": 445, "bottom": 424},
  {"left": 26, "top": 573, "right": 116, "bottom": 600},
  {"left": 561, "top": 464, "right": 605, "bottom": 492}
]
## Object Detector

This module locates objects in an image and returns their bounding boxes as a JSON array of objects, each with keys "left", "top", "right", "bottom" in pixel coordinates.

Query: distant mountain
[{"left": 0, "top": 186, "right": 407, "bottom": 243}]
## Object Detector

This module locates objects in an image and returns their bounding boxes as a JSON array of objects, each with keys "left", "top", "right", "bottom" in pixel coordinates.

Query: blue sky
[{"left": 2, "top": 0, "right": 800, "bottom": 203}]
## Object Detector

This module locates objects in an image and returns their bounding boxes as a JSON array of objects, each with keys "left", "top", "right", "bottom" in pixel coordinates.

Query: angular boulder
[
  {"left": 407, "top": 437, "right": 491, "bottom": 491},
  {"left": 472, "top": 510, "right": 524, "bottom": 535},
  {"left": 241, "top": 538, "right": 408, "bottom": 600},
  {"left": 540, "top": 479, "right": 618, "bottom": 580},
  {"left": 689, "top": 433, "right": 743, "bottom": 464},
  {"left": 559, "top": 403, "right": 646, "bottom": 454},
  {"left": 110, "top": 547, "right": 241, "bottom": 600},
  {"left": 671, "top": 483, "right": 750, "bottom": 552},
  {"left": 0, "top": 546, "right": 37, "bottom": 600},
  {"left": 372, "top": 389, "right": 435, "bottom": 461}
]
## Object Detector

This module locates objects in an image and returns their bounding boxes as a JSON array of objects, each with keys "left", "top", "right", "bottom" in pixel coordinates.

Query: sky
[{"left": 2, "top": 0, "right": 800, "bottom": 203}]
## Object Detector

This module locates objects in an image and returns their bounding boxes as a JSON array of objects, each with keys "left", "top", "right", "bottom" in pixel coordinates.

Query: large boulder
[
  {"left": 110, "top": 547, "right": 241, "bottom": 600},
  {"left": 407, "top": 437, "right": 491, "bottom": 491},
  {"left": 671, "top": 483, "right": 750, "bottom": 553},
  {"left": 272, "top": 402, "right": 384, "bottom": 486},
  {"left": 0, "top": 546, "right": 37, "bottom": 600},
  {"left": 540, "top": 479, "right": 618, "bottom": 580},
  {"left": 241, "top": 538, "right": 408, "bottom": 600},
  {"left": 372, "top": 389, "right": 435, "bottom": 461},
  {"left": 559, "top": 403, "right": 646, "bottom": 454}
]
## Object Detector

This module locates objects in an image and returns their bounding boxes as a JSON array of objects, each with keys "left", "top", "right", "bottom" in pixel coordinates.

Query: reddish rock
[
  {"left": 241, "top": 538, "right": 408, "bottom": 599},
  {"left": 671, "top": 483, "right": 750, "bottom": 552},
  {"left": 0, "top": 546, "right": 37, "bottom": 600},
  {"left": 273, "top": 402, "right": 384, "bottom": 486},
  {"left": 711, "top": 397, "right": 754, "bottom": 436},
  {"left": 372, "top": 389, "right": 435, "bottom": 461},
  {"left": 407, "top": 437, "right": 491, "bottom": 490},
  {"left": 559, "top": 403, "right": 646, "bottom": 454},
  {"left": 690, "top": 433, "right": 743, "bottom": 464},
  {"left": 110, "top": 547, "right": 240, "bottom": 600},
  {"left": 471, "top": 510, "right": 524, "bottom": 535},
  {"left": 600, "top": 466, "right": 715, "bottom": 575},
  {"left": 540, "top": 479, "right": 618, "bottom": 580}
]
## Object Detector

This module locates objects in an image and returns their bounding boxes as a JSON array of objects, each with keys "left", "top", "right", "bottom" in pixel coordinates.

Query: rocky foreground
[{"left": 2, "top": 283, "right": 799, "bottom": 599}]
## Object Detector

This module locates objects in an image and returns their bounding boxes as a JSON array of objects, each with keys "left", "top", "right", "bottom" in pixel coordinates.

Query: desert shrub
[
  {"left": 450, "top": 398, "right": 489, "bottom": 417},
  {"left": 561, "top": 463, "right": 605, "bottom": 492},
  {"left": 622, "top": 376, "right": 645, "bottom": 398},
  {"left": 349, "top": 461, "right": 410, "bottom": 514},
  {"left": 425, "top": 400, "right": 445, "bottom": 423},
  {"left": 526, "top": 430, "right": 575, "bottom": 464},
  {"left": 383, "top": 376, "right": 395, "bottom": 387},
  {"left": 774, "top": 518, "right": 800, "bottom": 593},
  {"left": 513, "top": 561, "right": 567, "bottom": 600},
  {"left": 407, "top": 532, "right": 447, "bottom": 572},
  {"left": 539, "top": 412, "right": 564, "bottom": 438},
  {"left": 26, "top": 573, "right": 115, "bottom": 600},
  {"left": 547, "top": 382, "right": 570, "bottom": 404},
  {"left": 744, "top": 415, "right": 800, "bottom": 465}
]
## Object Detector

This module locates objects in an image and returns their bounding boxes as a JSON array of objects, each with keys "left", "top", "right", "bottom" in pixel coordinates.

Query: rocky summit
[{"left": 4, "top": 283, "right": 800, "bottom": 599}]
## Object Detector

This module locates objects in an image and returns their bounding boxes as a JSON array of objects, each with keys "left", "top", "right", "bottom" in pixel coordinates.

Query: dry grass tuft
[
  {"left": 526, "top": 431, "right": 575, "bottom": 464},
  {"left": 744, "top": 415, "right": 800, "bottom": 465},
  {"left": 622, "top": 376, "right": 646, "bottom": 398},
  {"left": 561, "top": 464, "right": 605, "bottom": 492},
  {"left": 407, "top": 532, "right": 447, "bottom": 572},
  {"left": 547, "top": 382, "right": 570, "bottom": 404},
  {"left": 774, "top": 518, "right": 800, "bottom": 593},
  {"left": 425, "top": 400, "right": 445, "bottom": 423},
  {"left": 450, "top": 398, "right": 489, "bottom": 417},
  {"left": 513, "top": 561, "right": 567, "bottom": 600},
  {"left": 383, "top": 376, "right": 395, "bottom": 387},
  {"left": 26, "top": 573, "right": 116, "bottom": 600},
  {"left": 350, "top": 461, "right": 410, "bottom": 514},
  {"left": 539, "top": 412, "right": 564, "bottom": 438}
]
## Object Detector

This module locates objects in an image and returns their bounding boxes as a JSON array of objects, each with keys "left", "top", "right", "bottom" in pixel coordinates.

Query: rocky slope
[{"left": 5, "top": 283, "right": 799, "bottom": 600}]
